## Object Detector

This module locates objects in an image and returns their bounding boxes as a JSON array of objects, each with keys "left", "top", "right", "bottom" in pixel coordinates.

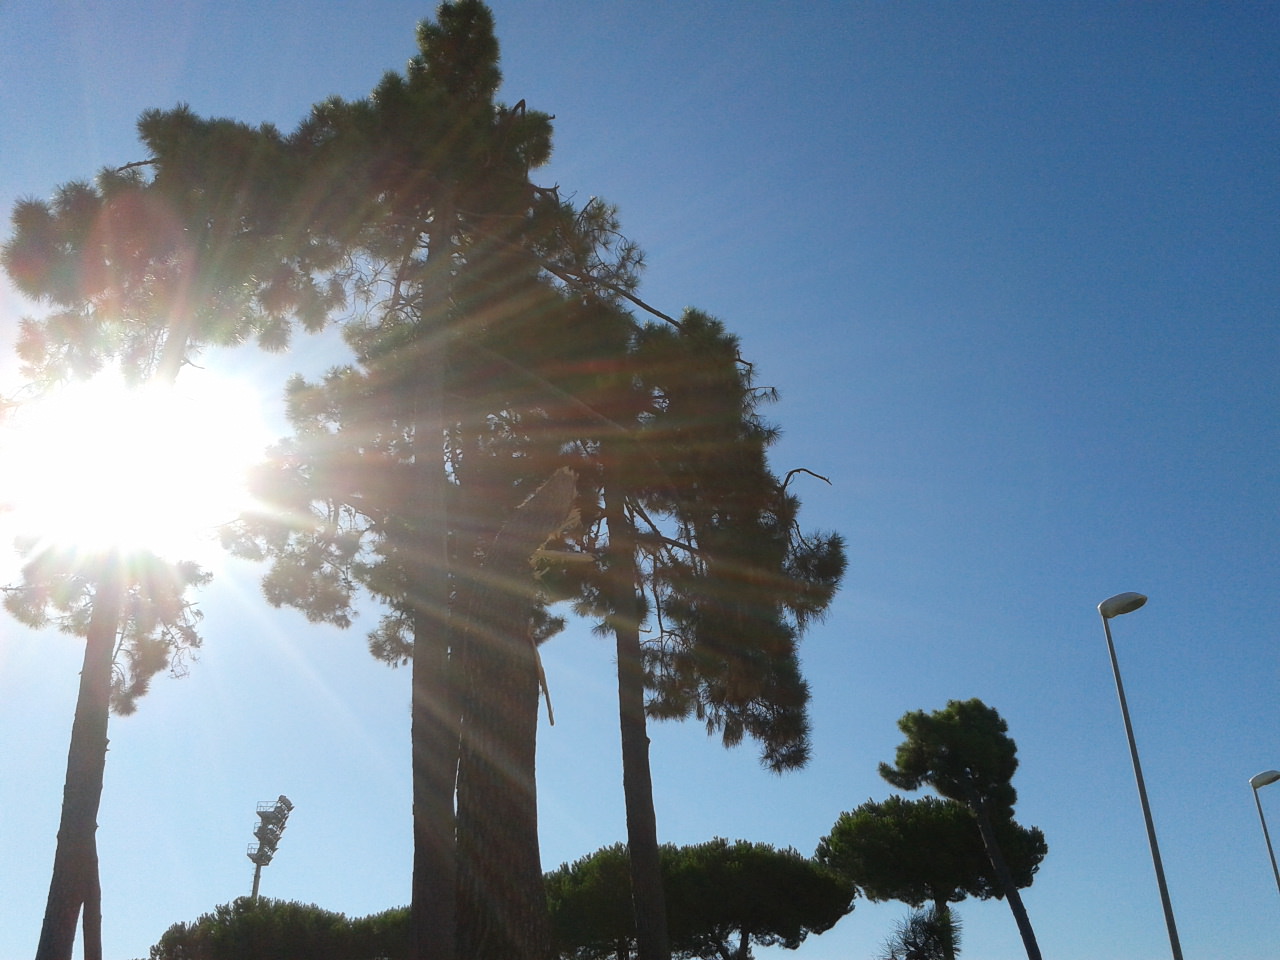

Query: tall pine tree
[{"left": 2, "top": 96, "right": 334, "bottom": 957}]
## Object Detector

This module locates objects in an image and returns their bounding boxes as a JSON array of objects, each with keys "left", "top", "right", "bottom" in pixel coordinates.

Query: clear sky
[{"left": 1, "top": 3, "right": 1277, "bottom": 959}]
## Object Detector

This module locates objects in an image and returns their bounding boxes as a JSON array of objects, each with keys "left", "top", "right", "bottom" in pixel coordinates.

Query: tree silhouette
[
  {"left": 206, "top": 5, "right": 577, "bottom": 956},
  {"left": 7, "top": 6, "right": 845, "bottom": 960},
  {"left": 3, "top": 28, "right": 350, "bottom": 957},
  {"left": 880, "top": 905, "right": 961, "bottom": 960},
  {"left": 2, "top": 147, "right": 302, "bottom": 956},
  {"left": 878, "top": 699, "right": 1047, "bottom": 960},
  {"left": 212, "top": 15, "right": 844, "bottom": 960},
  {"left": 144, "top": 897, "right": 410, "bottom": 960},
  {"left": 546, "top": 839, "right": 852, "bottom": 960},
  {"left": 817, "top": 794, "right": 1045, "bottom": 960},
  {"left": 546, "top": 305, "right": 845, "bottom": 960},
  {"left": 3, "top": 546, "right": 206, "bottom": 960}
]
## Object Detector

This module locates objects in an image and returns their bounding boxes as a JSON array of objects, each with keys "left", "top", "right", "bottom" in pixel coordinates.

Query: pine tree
[
  {"left": 3, "top": 546, "right": 206, "bottom": 960},
  {"left": 2, "top": 29, "right": 368, "bottom": 953},
  {"left": 881, "top": 905, "right": 962, "bottom": 960},
  {"left": 6, "top": 8, "right": 846, "bottom": 960},
  {"left": 545, "top": 839, "right": 853, "bottom": 960},
  {"left": 817, "top": 794, "right": 1045, "bottom": 960},
  {"left": 1, "top": 102, "right": 325, "bottom": 956},
  {"left": 878, "top": 699, "right": 1048, "bottom": 960},
  {"left": 211, "top": 6, "right": 570, "bottom": 957},
  {"left": 548, "top": 305, "right": 845, "bottom": 960}
]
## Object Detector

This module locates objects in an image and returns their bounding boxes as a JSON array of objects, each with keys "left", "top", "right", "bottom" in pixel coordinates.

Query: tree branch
[
  {"left": 782, "top": 467, "right": 832, "bottom": 490},
  {"left": 114, "top": 158, "right": 157, "bottom": 173}
]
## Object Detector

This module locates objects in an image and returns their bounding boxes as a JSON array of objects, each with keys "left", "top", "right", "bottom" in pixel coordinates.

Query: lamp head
[
  {"left": 1099, "top": 592, "right": 1148, "bottom": 619},
  {"left": 1251, "top": 770, "right": 1280, "bottom": 790}
]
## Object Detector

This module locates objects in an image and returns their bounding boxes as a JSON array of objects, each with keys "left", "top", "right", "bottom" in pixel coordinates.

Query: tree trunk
[
  {"left": 932, "top": 899, "right": 956, "bottom": 960},
  {"left": 409, "top": 198, "right": 458, "bottom": 960},
  {"left": 964, "top": 782, "right": 1041, "bottom": 960},
  {"left": 455, "top": 470, "right": 573, "bottom": 960},
  {"left": 410, "top": 599, "right": 455, "bottom": 960},
  {"left": 35, "top": 565, "right": 123, "bottom": 960},
  {"left": 82, "top": 838, "right": 102, "bottom": 960},
  {"left": 603, "top": 470, "right": 671, "bottom": 960},
  {"left": 454, "top": 568, "right": 548, "bottom": 960}
]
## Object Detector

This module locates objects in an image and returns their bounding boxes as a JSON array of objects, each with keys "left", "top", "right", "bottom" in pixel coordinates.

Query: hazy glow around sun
[{"left": 0, "top": 368, "right": 275, "bottom": 562}]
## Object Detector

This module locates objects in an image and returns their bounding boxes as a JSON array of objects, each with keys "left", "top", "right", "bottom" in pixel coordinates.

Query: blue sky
[{"left": 1, "top": 3, "right": 1277, "bottom": 959}]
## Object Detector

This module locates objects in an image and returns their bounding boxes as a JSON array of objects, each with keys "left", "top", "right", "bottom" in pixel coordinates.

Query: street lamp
[
  {"left": 1098, "top": 591, "right": 1183, "bottom": 960},
  {"left": 1250, "top": 770, "right": 1280, "bottom": 898}
]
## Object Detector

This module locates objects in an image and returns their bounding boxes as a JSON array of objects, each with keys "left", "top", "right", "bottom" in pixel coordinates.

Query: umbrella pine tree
[{"left": 878, "top": 699, "right": 1048, "bottom": 960}]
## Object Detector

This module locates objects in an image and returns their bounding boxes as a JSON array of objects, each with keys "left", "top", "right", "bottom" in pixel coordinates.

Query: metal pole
[
  {"left": 1101, "top": 613, "right": 1184, "bottom": 960},
  {"left": 1253, "top": 786, "right": 1280, "bottom": 898},
  {"left": 251, "top": 861, "right": 263, "bottom": 900}
]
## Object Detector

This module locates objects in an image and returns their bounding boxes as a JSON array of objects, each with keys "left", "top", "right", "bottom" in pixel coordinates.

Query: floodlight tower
[{"left": 247, "top": 795, "right": 294, "bottom": 899}]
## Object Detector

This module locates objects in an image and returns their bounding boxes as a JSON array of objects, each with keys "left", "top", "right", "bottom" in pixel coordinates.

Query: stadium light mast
[{"left": 246, "top": 795, "right": 294, "bottom": 899}]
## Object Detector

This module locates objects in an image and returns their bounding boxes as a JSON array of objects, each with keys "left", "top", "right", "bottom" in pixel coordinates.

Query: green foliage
[
  {"left": 627, "top": 311, "right": 846, "bottom": 772},
  {"left": 3, "top": 545, "right": 208, "bottom": 715},
  {"left": 817, "top": 795, "right": 986, "bottom": 908},
  {"left": 666, "top": 838, "right": 854, "bottom": 959},
  {"left": 876, "top": 699, "right": 1048, "bottom": 960},
  {"left": 880, "top": 906, "right": 962, "bottom": 960},
  {"left": 545, "top": 839, "right": 854, "bottom": 960},
  {"left": 879, "top": 698, "right": 1021, "bottom": 818},
  {"left": 545, "top": 843, "right": 637, "bottom": 960},
  {"left": 211, "top": 0, "right": 579, "bottom": 653},
  {"left": 144, "top": 897, "right": 409, "bottom": 960},
  {"left": 817, "top": 794, "right": 1046, "bottom": 908},
  {"left": 2, "top": 117, "right": 345, "bottom": 385},
  {"left": 555, "top": 307, "right": 847, "bottom": 773}
]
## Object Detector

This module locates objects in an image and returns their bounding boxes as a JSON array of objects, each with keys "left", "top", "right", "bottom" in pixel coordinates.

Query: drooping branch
[{"left": 465, "top": 223, "right": 682, "bottom": 330}]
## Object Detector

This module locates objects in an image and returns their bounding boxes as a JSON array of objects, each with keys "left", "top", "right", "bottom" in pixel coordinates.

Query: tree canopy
[
  {"left": 819, "top": 795, "right": 987, "bottom": 910},
  {"left": 546, "top": 839, "right": 853, "bottom": 960},
  {"left": 817, "top": 792, "right": 1046, "bottom": 960},
  {"left": 879, "top": 698, "right": 1022, "bottom": 819},
  {"left": 143, "top": 897, "right": 409, "bottom": 960}
]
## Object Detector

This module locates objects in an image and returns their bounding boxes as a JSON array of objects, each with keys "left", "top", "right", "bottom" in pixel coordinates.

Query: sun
[{"left": 0, "top": 367, "right": 275, "bottom": 563}]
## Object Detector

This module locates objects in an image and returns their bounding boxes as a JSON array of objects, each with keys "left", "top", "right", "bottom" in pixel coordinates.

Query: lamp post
[
  {"left": 1098, "top": 591, "right": 1183, "bottom": 960},
  {"left": 1250, "top": 770, "right": 1280, "bottom": 898}
]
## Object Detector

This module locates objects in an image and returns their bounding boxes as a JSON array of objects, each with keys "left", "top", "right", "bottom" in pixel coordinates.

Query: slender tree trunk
[
  {"left": 603, "top": 467, "right": 671, "bottom": 960},
  {"left": 35, "top": 564, "right": 123, "bottom": 960},
  {"left": 40, "top": 334, "right": 192, "bottom": 960},
  {"left": 932, "top": 899, "right": 956, "bottom": 960},
  {"left": 409, "top": 201, "right": 458, "bottom": 960},
  {"left": 82, "top": 839, "right": 102, "bottom": 960},
  {"left": 410, "top": 598, "right": 455, "bottom": 960},
  {"left": 964, "top": 783, "right": 1041, "bottom": 960}
]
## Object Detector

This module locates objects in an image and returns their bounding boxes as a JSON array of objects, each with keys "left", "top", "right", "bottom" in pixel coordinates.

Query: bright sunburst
[{"left": 0, "top": 367, "right": 274, "bottom": 563}]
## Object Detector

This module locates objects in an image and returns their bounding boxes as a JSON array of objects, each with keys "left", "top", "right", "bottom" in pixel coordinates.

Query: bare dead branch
[
  {"left": 782, "top": 467, "right": 832, "bottom": 490},
  {"left": 114, "top": 158, "right": 157, "bottom": 173}
]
